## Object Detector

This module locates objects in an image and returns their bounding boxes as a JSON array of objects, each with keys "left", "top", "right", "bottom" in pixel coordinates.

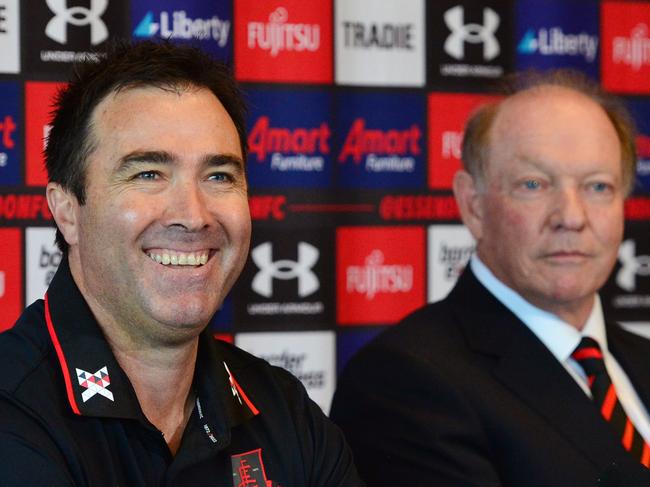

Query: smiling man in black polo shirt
[{"left": 0, "top": 41, "right": 361, "bottom": 486}]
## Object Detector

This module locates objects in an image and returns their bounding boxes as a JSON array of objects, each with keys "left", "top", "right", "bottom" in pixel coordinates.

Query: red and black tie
[{"left": 572, "top": 336, "right": 650, "bottom": 467}]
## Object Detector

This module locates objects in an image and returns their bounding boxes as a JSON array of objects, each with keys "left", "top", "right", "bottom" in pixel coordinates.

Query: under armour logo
[
  {"left": 444, "top": 5, "right": 500, "bottom": 61},
  {"left": 617, "top": 239, "right": 650, "bottom": 292},
  {"left": 76, "top": 366, "right": 114, "bottom": 403},
  {"left": 251, "top": 242, "right": 319, "bottom": 298},
  {"left": 45, "top": 0, "right": 109, "bottom": 45}
]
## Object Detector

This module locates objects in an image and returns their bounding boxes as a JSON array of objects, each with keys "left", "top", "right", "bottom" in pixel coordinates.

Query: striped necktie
[{"left": 572, "top": 336, "right": 650, "bottom": 467}]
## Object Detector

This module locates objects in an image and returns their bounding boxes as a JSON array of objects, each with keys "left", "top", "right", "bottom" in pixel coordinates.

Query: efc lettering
[
  {"left": 249, "top": 195, "right": 286, "bottom": 220},
  {"left": 338, "top": 119, "right": 421, "bottom": 163},
  {"left": 248, "top": 116, "right": 331, "bottom": 161}
]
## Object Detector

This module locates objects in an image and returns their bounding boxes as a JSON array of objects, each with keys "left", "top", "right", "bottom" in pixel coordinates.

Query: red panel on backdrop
[
  {"left": 234, "top": 0, "right": 333, "bottom": 83},
  {"left": 601, "top": 1, "right": 650, "bottom": 94},
  {"left": 428, "top": 92, "right": 501, "bottom": 190},
  {"left": 0, "top": 228, "right": 22, "bottom": 331},
  {"left": 25, "top": 81, "right": 66, "bottom": 187},
  {"left": 337, "top": 226, "right": 425, "bottom": 325}
]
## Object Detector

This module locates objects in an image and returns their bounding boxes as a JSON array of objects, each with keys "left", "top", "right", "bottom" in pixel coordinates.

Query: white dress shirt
[{"left": 470, "top": 254, "right": 650, "bottom": 443}]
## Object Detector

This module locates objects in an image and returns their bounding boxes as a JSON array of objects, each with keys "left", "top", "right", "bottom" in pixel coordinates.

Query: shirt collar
[
  {"left": 44, "top": 256, "right": 259, "bottom": 430},
  {"left": 470, "top": 254, "right": 607, "bottom": 363}
]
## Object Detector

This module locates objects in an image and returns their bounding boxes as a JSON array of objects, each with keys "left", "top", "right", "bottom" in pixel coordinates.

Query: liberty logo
[
  {"left": 443, "top": 5, "right": 500, "bottom": 61},
  {"left": 251, "top": 242, "right": 319, "bottom": 298},
  {"left": 45, "top": 0, "right": 108, "bottom": 45},
  {"left": 617, "top": 239, "right": 650, "bottom": 292}
]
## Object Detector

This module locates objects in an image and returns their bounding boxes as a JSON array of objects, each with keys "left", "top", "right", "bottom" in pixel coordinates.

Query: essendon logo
[
  {"left": 234, "top": 0, "right": 332, "bottom": 83},
  {"left": 602, "top": 2, "right": 650, "bottom": 93},
  {"left": 337, "top": 226, "right": 425, "bottom": 325},
  {"left": 247, "top": 7, "right": 320, "bottom": 57},
  {"left": 338, "top": 118, "right": 421, "bottom": 173},
  {"left": 248, "top": 116, "right": 331, "bottom": 172},
  {"left": 428, "top": 92, "right": 500, "bottom": 190}
]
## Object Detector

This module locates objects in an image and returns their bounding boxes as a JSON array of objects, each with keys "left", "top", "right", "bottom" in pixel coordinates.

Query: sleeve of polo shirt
[
  {"left": 0, "top": 399, "right": 75, "bottom": 486},
  {"left": 273, "top": 367, "right": 365, "bottom": 487}
]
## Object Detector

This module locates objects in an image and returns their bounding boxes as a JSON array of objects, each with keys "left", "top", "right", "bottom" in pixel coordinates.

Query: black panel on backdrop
[
  {"left": 427, "top": 0, "right": 514, "bottom": 91},
  {"left": 233, "top": 227, "right": 335, "bottom": 329},
  {"left": 601, "top": 221, "right": 650, "bottom": 322},
  {"left": 22, "top": 0, "right": 130, "bottom": 78}
]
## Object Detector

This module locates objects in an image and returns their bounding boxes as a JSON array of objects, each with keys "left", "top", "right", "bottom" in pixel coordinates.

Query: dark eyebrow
[
  {"left": 203, "top": 154, "right": 246, "bottom": 175},
  {"left": 116, "top": 151, "right": 175, "bottom": 173}
]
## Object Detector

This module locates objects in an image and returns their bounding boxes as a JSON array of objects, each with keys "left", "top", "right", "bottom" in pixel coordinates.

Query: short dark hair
[
  {"left": 46, "top": 40, "right": 248, "bottom": 252},
  {"left": 461, "top": 69, "right": 637, "bottom": 195}
]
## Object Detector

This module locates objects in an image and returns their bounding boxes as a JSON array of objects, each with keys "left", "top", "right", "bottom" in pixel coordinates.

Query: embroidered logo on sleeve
[
  {"left": 76, "top": 366, "right": 114, "bottom": 402},
  {"left": 231, "top": 448, "right": 281, "bottom": 487}
]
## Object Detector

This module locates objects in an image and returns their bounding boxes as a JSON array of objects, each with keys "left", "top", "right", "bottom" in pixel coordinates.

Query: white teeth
[{"left": 147, "top": 250, "right": 209, "bottom": 267}]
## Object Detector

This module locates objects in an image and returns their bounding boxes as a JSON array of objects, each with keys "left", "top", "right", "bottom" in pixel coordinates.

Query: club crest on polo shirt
[
  {"left": 231, "top": 448, "right": 281, "bottom": 487},
  {"left": 76, "top": 366, "right": 114, "bottom": 402}
]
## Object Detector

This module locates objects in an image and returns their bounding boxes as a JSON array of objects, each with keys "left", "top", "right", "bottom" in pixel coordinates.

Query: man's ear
[
  {"left": 452, "top": 170, "right": 484, "bottom": 241},
  {"left": 46, "top": 182, "right": 80, "bottom": 247}
]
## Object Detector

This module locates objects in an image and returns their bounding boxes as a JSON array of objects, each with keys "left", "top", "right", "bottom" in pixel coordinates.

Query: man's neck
[{"left": 111, "top": 339, "right": 199, "bottom": 455}]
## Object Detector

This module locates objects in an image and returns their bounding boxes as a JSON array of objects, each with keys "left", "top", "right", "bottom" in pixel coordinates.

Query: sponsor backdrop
[{"left": 2, "top": 0, "right": 650, "bottom": 413}]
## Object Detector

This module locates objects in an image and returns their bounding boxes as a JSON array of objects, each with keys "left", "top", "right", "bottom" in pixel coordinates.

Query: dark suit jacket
[{"left": 331, "top": 268, "right": 650, "bottom": 486}]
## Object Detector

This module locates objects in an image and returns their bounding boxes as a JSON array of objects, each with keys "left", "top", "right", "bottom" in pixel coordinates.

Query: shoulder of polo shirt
[{"left": 0, "top": 300, "right": 53, "bottom": 394}]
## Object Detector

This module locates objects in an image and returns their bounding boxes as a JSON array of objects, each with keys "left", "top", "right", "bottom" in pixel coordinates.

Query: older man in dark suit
[{"left": 331, "top": 71, "right": 650, "bottom": 486}]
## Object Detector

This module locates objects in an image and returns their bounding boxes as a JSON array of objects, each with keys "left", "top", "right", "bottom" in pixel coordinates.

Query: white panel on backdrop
[
  {"left": 26, "top": 227, "right": 61, "bottom": 305},
  {"left": 428, "top": 224, "right": 475, "bottom": 303},
  {"left": 235, "top": 331, "right": 336, "bottom": 414},
  {"left": 0, "top": 0, "right": 19, "bottom": 74},
  {"left": 335, "top": 0, "right": 424, "bottom": 86}
]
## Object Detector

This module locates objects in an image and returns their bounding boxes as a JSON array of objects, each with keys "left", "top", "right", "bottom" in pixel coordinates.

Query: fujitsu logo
[
  {"left": 338, "top": 118, "right": 421, "bottom": 163},
  {"left": 45, "top": 0, "right": 109, "bottom": 45},
  {"left": 617, "top": 239, "right": 650, "bottom": 292},
  {"left": 346, "top": 250, "right": 413, "bottom": 300},
  {"left": 247, "top": 7, "right": 320, "bottom": 57},
  {"left": 613, "top": 24, "right": 650, "bottom": 71},
  {"left": 0, "top": 271, "right": 5, "bottom": 298}
]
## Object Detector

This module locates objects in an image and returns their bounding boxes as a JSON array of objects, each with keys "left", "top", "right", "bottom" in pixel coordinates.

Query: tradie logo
[
  {"left": 517, "top": 27, "right": 598, "bottom": 62},
  {"left": 133, "top": 10, "right": 230, "bottom": 46},
  {"left": 45, "top": 0, "right": 108, "bottom": 45},
  {"left": 444, "top": 5, "right": 499, "bottom": 61},
  {"left": 248, "top": 116, "right": 330, "bottom": 172},
  {"left": 338, "top": 118, "right": 421, "bottom": 164},
  {"left": 346, "top": 249, "right": 413, "bottom": 300},
  {"left": 247, "top": 6, "right": 320, "bottom": 57},
  {"left": 342, "top": 21, "right": 414, "bottom": 50},
  {"left": 613, "top": 23, "right": 650, "bottom": 71},
  {"left": 251, "top": 241, "right": 319, "bottom": 298},
  {"left": 0, "top": 4, "right": 7, "bottom": 34},
  {"left": 617, "top": 239, "right": 650, "bottom": 292}
]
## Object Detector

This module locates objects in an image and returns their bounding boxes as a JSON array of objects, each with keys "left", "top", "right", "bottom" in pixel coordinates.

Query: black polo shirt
[{"left": 0, "top": 259, "right": 362, "bottom": 486}]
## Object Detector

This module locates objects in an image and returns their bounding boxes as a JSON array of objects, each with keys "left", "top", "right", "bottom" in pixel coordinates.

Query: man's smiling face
[{"left": 65, "top": 85, "right": 251, "bottom": 344}]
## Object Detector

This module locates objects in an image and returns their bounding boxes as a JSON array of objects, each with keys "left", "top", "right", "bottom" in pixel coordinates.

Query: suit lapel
[{"left": 448, "top": 269, "right": 632, "bottom": 468}]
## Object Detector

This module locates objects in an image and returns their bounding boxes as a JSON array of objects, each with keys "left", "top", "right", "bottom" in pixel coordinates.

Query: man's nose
[
  {"left": 164, "top": 180, "right": 210, "bottom": 231},
  {"left": 549, "top": 187, "right": 587, "bottom": 231}
]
